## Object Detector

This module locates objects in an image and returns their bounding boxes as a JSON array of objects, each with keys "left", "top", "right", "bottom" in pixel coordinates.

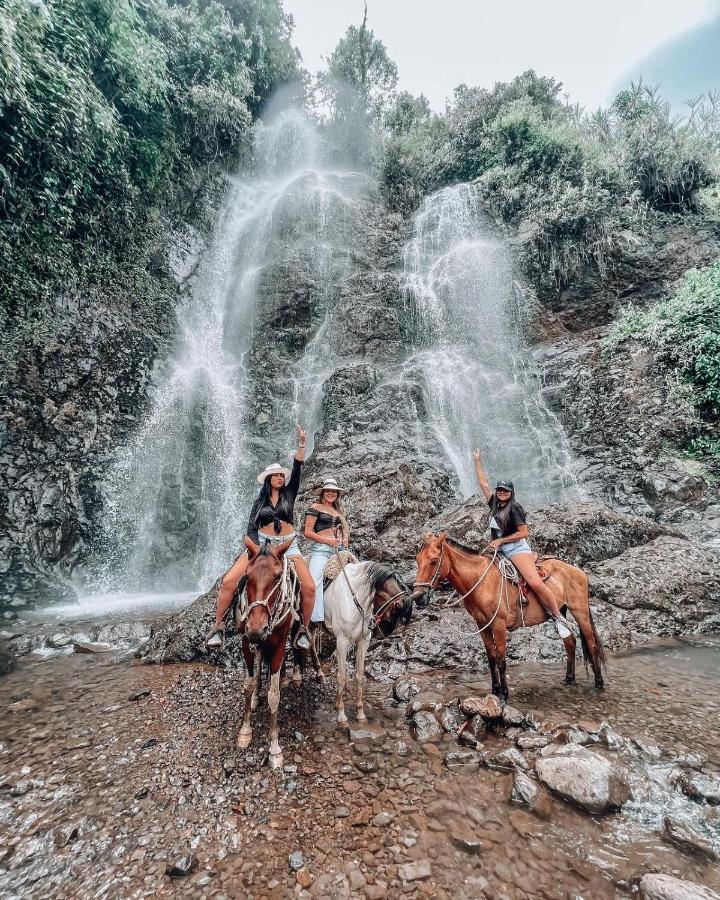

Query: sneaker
[
  {"left": 294, "top": 628, "right": 311, "bottom": 651},
  {"left": 554, "top": 618, "right": 572, "bottom": 640},
  {"left": 206, "top": 624, "right": 225, "bottom": 648}
]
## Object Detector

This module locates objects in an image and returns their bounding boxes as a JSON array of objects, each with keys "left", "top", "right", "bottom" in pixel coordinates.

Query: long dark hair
[
  {"left": 254, "top": 473, "right": 293, "bottom": 534},
  {"left": 490, "top": 484, "right": 516, "bottom": 534}
]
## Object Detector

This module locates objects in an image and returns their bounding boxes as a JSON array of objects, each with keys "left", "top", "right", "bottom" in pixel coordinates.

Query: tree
[{"left": 317, "top": 2, "right": 397, "bottom": 154}]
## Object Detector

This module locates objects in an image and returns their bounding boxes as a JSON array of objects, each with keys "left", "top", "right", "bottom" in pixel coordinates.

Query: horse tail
[{"left": 579, "top": 598, "right": 606, "bottom": 670}]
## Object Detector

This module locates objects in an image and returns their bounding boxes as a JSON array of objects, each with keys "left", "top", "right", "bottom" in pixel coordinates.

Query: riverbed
[{"left": 1, "top": 637, "right": 719, "bottom": 898}]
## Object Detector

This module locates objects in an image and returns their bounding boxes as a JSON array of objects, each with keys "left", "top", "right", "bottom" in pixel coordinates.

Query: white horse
[{"left": 323, "top": 561, "right": 410, "bottom": 725}]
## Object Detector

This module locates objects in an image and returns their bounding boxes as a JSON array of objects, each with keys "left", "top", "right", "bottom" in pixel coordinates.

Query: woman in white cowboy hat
[
  {"left": 303, "top": 477, "right": 350, "bottom": 624},
  {"left": 207, "top": 426, "right": 316, "bottom": 650}
]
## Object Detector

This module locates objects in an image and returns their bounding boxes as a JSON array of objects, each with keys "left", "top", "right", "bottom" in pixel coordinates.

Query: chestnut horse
[
  {"left": 410, "top": 532, "right": 604, "bottom": 699},
  {"left": 235, "top": 536, "right": 298, "bottom": 769}
]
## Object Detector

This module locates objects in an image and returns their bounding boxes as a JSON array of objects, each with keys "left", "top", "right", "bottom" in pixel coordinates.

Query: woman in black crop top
[
  {"left": 304, "top": 477, "right": 349, "bottom": 624},
  {"left": 207, "top": 426, "right": 316, "bottom": 650}
]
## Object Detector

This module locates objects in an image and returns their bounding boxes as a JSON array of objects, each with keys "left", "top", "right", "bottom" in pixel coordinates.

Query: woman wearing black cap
[{"left": 473, "top": 449, "right": 571, "bottom": 639}]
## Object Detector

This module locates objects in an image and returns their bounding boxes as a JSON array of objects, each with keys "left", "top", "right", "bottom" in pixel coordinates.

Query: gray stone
[
  {"left": 411, "top": 711, "right": 443, "bottom": 744},
  {"left": 535, "top": 745, "right": 630, "bottom": 815},
  {"left": 166, "top": 855, "right": 197, "bottom": 878},
  {"left": 459, "top": 695, "right": 503, "bottom": 720},
  {"left": 509, "top": 771, "right": 552, "bottom": 819},
  {"left": 679, "top": 771, "right": 720, "bottom": 805},
  {"left": 398, "top": 860, "right": 431, "bottom": 882},
  {"left": 486, "top": 747, "right": 529, "bottom": 772},
  {"left": 516, "top": 733, "right": 550, "bottom": 751},
  {"left": 444, "top": 751, "right": 481, "bottom": 770},
  {"left": 288, "top": 850, "right": 305, "bottom": 871},
  {"left": 392, "top": 678, "right": 419, "bottom": 702},
  {"left": 663, "top": 815, "right": 719, "bottom": 860},
  {"left": 639, "top": 874, "right": 720, "bottom": 900}
]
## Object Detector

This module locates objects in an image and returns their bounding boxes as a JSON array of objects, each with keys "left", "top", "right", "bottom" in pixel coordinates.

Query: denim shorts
[
  {"left": 498, "top": 538, "right": 532, "bottom": 559},
  {"left": 258, "top": 532, "right": 302, "bottom": 558}
]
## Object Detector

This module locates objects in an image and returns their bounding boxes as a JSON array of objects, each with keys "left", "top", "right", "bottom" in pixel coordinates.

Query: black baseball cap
[{"left": 496, "top": 480, "right": 514, "bottom": 492}]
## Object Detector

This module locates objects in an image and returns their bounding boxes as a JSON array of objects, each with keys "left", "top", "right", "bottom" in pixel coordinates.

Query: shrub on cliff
[
  {"left": 0, "top": 0, "right": 298, "bottom": 324},
  {"left": 609, "top": 260, "right": 720, "bottom": 455}
]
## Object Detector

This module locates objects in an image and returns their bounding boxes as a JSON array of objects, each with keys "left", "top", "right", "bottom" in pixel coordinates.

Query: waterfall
[
  {"left": 88, "top": 110, "right": 369, "bottom": 604},
  {"left": 403, "top": 183, "right": 576, "bottom": 504}
]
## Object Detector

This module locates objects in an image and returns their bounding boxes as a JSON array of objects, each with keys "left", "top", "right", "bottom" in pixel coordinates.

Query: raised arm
[
  {"left": 473, "top": 448, "right": 493, "bottom": 502},
  {"left": 294, "top": 425, "right": 306, "bottom": 463}
]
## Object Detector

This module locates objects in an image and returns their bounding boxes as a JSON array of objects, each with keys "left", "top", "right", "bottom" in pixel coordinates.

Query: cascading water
[
  {"left": 83, "top": 109, "right": 369, "bottom": 612},
  {"left": 403, "top": 183, "right": 576, "bottom": 503}
]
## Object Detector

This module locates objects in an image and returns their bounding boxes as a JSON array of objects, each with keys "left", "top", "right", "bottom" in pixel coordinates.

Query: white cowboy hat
[
  {"left": 316, "top": 477, "right": 343, "bottom": 495},
  {"left": 256, "top": 462, "right": 291, "bottom": 484}
]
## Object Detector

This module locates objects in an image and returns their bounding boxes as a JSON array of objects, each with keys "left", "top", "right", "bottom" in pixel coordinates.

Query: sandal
[{"left": 206, "top": 623, "right": 226, "bottom": 649}]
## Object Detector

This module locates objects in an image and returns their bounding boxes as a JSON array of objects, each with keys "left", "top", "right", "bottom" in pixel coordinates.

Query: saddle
[
  {"left": 320, "top": 550, "right": 358, "bottom": 589},
  {"left": 499, "top": 556, "right": 551, "bottom": 603}
]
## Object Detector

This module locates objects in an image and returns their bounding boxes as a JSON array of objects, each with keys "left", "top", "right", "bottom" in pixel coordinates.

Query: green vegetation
[
  {"left": 0, "top": 0, "right": 298, "bottom": 333},
  {"left": 609, "top": 260, "right": 720, "bottom": 454},
  {"left": 381, "top": 75, "right": 720, "bottom": 293}
]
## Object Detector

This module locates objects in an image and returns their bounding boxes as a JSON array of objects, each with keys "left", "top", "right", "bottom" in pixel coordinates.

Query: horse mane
[
  {"left": 364, "top": 561, "right": 407, "bottom": 592},
  {"left": 445, "top": 536, "right": 484, "bottom": 556}
]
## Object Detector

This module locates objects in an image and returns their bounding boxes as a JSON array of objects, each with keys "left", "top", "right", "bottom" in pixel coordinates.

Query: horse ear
[
  {"left": 244, "top": 536, "right": 260, "bottom": 559},
  {"left": 273, "top": 538, "right": 294, "bottom": 558}
]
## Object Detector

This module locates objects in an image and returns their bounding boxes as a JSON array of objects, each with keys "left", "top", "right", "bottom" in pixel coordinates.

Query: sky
[{"left": 284, "top": 0, "right": 720, "bottom": 112}]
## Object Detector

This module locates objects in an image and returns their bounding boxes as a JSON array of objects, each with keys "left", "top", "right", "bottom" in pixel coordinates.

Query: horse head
[
  {"left": 242, "top": 536, "right": 294, "bottom": 644},
  {"left": 368, "top": 564, "right": 412, "bottom": 637},
  {"left": 411, "top": 531, "right": 449, "bottom": 608}
]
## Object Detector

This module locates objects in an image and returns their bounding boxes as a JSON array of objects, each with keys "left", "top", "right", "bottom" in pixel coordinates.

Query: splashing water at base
[
  {"left": 403, "top": 183, "right": 576, "bottom": 503},
  {"left": 87, "top": 110, "right": 369, "bottom": 602}
]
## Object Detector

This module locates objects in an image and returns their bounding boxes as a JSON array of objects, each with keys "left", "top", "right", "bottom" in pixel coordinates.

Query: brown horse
[
  {"left": 410, "top": 532, "right": 605, "bottom": 699},
  {"left": 235, "top": 536, "right": 298, "bottom": 769}
]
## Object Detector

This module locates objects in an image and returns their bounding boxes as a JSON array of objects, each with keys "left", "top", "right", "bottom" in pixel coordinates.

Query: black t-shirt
[{"left": 487, "top": 494, "right": 527, "bottom": 539}]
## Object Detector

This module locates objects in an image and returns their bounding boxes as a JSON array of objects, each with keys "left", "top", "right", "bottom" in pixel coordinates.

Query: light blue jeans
[
  {"left": 258, "top": 531, "right": 302, "bottom": 558},
  {"left": 308, "top": 543, "right": 337, "bottom": 622},
  {"left": 498, "top": 538, "right": 532, "bottom": 560}
]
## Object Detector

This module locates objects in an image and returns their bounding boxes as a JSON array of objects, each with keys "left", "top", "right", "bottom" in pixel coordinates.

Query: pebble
[
  {"left": 371, "top": 812, "right": 393, "bottom": 827},
  {"left": 398, "top": 860, "right": 432, "bottom": 882},
  {"left": 288, "top": 850, "right": 305, "bottom": 871},
  {"left": 166, "top": 855, "right": 197, "bottom": 877}
]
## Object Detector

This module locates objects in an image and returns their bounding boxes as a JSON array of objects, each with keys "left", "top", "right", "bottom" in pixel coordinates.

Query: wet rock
[
  {"left": 398, "top": 860, "right": 432, "bottom": 882},
  {"left": 663, "top": 815, "right": 719, "bottom": 860},
  {"left": 73, "top": 641, "right": 112, "bottom": 654},
  {"left": 535, "top": 745, "right": 630, "bottom": 815},
  {"left": 459, "top": 695, "right": 503, "bottom": 720},
  {"left": 335, "top": 806, "right": 350, "bottom": 818},
  {"left": 501, "top": 705, "right": 525, "bottom": 727},
  {"left": 509, "top": 772, "right": 553, "bottom": 819},
  {"left": 405, "top": 691, "right": 444, "bottom": 716},
  {"left": 444, "top": 751, "right": 481, "bottom": 771},
  {"left": 128, "top": 690, "right": 151, "bottom": 701},
  {"left": 485, "top": 747, "right": 529, "bottom": 772},
  {"left": 410, "top": 711, "right": 443, "bottom": 744},
  {"left": 288, "top": 850, "right": 305, "bottom": 871},
  {"left": 0, "top": 647, "right": 16, "bottom": 677},
  {"left": 438, "top": 701, "right": 463, "bottom": 734},
  {"left": 679, "top": 771, "right": 720, "bottom": 805},
  {"left": 392, "top": 678, "right": 419, "bottom": 702},
  {"left": 450, "top": 827, "right": 484, "bottom": 855},
  {"left": 639, "top": 873, "right": 720, "bottom": 900},
  {"left": 47, "top": 633, "right": 72, "bottom": 649},
  {"left": 348, "top": 724, "right": 386, "bottom": 744},
  {"left": 597, "top": 723, "right": 624, "bottom": 750},
  {"left": 166, "top": 855, "right": 197, "bottom": 878},
  {"left": 91, "top": 622, "right": 152, "bottom": 648},
  {"left": 516, "top": 733, "right": 550, "bottom": 751}
]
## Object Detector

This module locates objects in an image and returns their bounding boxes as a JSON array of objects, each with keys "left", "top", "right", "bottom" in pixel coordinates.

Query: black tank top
[{"left": 305, "top": 507, "right": 340, "bottom": 533}]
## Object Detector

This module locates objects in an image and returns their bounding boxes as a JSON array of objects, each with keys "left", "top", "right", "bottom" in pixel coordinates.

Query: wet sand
[{"left": 1, "top": 637, "right": 719, "bottom": 898}]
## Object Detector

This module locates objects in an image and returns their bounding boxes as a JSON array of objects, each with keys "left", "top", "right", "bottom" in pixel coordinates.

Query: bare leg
[
  {"left": 511, "top": 553, "right": 562, "bottom": 617},
  {"left": 215, "top": 552, "right": 248, "bottom": 626},
  {"left": 293, "top": 556, "right": 316, "bottom": 625},
  {"left": 355, "top": 637, "right": 369, "bottom": 723},
  {"left": 335, "top": 635, "right": 349, "bottom": 726}
]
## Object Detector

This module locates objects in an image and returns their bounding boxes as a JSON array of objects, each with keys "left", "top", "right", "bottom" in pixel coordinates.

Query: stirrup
[
  {"left": 294, "top": 626, "right": 311, "bottom": 651},
  {"left": 206, "top": 623, "right": 226, "bottom": 649}
]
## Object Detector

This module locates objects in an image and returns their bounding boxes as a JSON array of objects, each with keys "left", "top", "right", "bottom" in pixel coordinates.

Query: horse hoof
[
  {"left": 356, "top": 713, "right": 367, "bottom": 723},
  {"left": 595, "top": 681, "right": 605, "bottom": 690},
  {"left": 337, "top": 714, "right": 348, "bottom": 727},
  {"left": 236, "top": 731, "right": 252, "bottom": 750},
  {"left": 564, "top": 677, "right": 576, "bottom": 685},
  {"left": 268, "top": 751, "right": 283, "bottom": 770}
]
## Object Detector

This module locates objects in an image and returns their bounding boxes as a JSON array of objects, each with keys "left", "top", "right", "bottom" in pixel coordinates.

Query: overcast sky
[{"left": 285, "top": 0, "right": 720, "bottom": 112}]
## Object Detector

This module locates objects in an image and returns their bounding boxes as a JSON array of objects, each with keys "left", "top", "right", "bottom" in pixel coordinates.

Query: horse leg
[
  {"left": 479, "top": 630, "right": 501, "bottom": 696},
  {"left": 237, "top": 641, "right": 256, "bottom": 749},
  {"left": 355, "top": 637, "right": 369, "bottom": 723},
  {"left": 309, "top": 623, "right": 325, "bottom": 683},
  {"left": 574, "top": 608, "right": 605, "bottom": 689},
  {"left": 251, "top": 647, "right": 261, "bottom": 711},
  {"left": 491, "top": 621, "right": 509, "bottom": 702},
  {"left": 563, "top": 625, "right": 577, "bottom": 685},
  {"left": 335, "top": 635, "right": 349, "bottom": 726},
  {"left": 267, "top": 643, "right": 286, "bottom": 770}
]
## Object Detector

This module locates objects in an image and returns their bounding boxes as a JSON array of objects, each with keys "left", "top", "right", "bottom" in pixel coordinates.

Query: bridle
[
  {"left": 237, "top": 555, "right": 297, "bottom": 635},
  {"left": 372, "top": 583, "right": 409, "bottom": 629},
  {"left": 412, "top": 539, "right": 445, "bottom": 594}
]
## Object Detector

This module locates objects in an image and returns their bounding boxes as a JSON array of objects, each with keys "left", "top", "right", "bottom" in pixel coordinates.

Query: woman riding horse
[
  {"left": 473, "top": 448, "right": 571, "bottom": 639},
  {"left": 207, "top": 426, "right": 316, "bottom": 651},
  {"left": 303, "top": 477, "right": 350, "bottom": 625}
]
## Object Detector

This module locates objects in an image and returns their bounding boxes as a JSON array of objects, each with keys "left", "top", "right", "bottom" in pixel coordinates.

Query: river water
[{"left": 1, "top": 635, "right": 718, "bottom": 898}]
